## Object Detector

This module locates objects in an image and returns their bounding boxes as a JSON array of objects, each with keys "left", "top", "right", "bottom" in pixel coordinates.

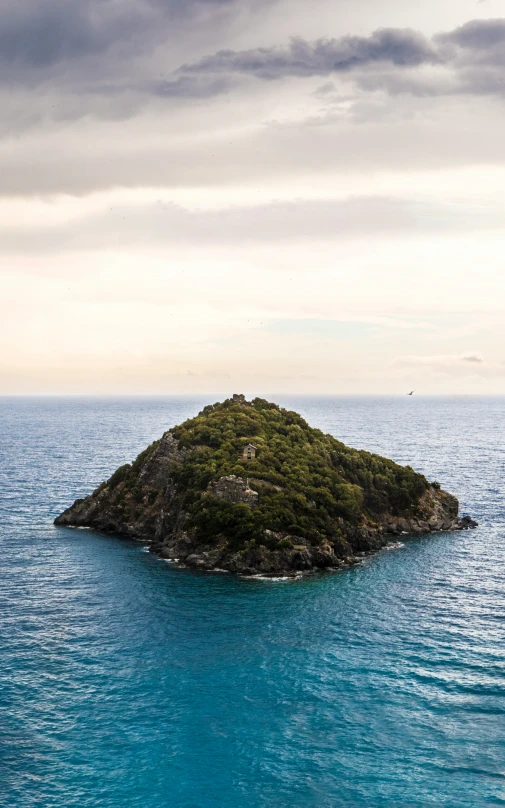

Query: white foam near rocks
[{"left": 250, "top": 576, "right": 292, "bottom": 582}]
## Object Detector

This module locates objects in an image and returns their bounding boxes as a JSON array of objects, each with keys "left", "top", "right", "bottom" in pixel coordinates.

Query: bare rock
[
  {"left": 210, "top": 475, "right": 259, "bottom": 508},
  {"left": 458, "top": 515, "right": 479, "bottom": 529},
  {"left": 138, "top": 433, "right": 188, "bottom": 491}
]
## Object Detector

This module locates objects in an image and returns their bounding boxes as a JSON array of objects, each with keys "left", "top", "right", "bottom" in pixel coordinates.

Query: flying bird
[{"left": 407, "top": 390, "right": 415, "bottom": 396}]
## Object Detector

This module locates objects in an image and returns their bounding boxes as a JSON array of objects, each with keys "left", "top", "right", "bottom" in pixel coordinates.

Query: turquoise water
[{"left": 1, "top": 395, "right": 504, "bottom": 807}]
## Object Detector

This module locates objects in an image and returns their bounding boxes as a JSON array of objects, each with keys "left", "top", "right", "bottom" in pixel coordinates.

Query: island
[{"left": 55, "top": 395, "right": 477, "bottom": 576}]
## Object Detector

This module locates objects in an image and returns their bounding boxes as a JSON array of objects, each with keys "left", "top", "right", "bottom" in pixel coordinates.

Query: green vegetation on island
[
  {"left": 55, "top": 394, "right": 475, "bottom": 576},
  {"left": 171, "top": 396, "right": 427, "bottom": 548}
]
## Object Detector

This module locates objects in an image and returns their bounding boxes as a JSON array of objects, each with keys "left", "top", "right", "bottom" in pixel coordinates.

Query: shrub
[
  {"left": 169, "top": 396, "right": 430, "bottom": 547},
  {"left": 108, "top": 464, "right": 131, "bottom": 489}
]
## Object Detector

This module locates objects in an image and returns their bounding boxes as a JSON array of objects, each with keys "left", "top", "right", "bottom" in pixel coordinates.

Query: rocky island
[{"left": 55, "top": 395, "right": 477, "bottom": 576}]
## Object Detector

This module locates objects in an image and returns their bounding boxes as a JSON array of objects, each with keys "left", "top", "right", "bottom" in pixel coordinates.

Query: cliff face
[{"left": 55, "top": 396, "right": 477, "bottom": 576}]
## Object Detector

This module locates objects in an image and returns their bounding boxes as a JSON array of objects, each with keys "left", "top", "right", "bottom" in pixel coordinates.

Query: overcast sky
[{"left": 2, "top": 0, "right": 505, "bottom": 394}]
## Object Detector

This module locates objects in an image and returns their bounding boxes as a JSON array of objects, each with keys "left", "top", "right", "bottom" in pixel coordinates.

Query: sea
[{"left": 1, "top": 395, "right": 504, "bottom": 808}]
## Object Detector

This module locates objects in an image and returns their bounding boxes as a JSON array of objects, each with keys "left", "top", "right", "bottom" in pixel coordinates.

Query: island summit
[{"left": 55, "top": 395, "right": 477, "bottom": 576}]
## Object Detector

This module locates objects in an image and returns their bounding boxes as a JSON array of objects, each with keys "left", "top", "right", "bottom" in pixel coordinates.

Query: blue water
[{"left": 1, "top": 396, "right": 504, "bottom": 808}]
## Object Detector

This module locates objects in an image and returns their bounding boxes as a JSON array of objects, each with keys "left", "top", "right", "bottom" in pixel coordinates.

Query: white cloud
[
  {"left": 392, "top": 353, "right": 505, "bottom": 378},
  {"left": 1, "top": 0, "right": 505, "bottom": 393}
]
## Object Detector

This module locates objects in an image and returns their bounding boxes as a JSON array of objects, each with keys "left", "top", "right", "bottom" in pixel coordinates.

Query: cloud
[
  {"left": 392, "top": 353, "right": 503, "bottom": 377},
  {"left": 0, "top": 3, "right": 107, "bottom": 69},
  {"left": 177, "top": 28, "right": 439, "bottom": 79},
  {"left": 3, "top": 195, "right": 503, "bottom": 254},
  {"left": 0, "top": 0, "right": 245, "bottom": 84},
  {"left": 395, "top": 353, "right": 485, "bottom": 365},
  {"left": 169, "top": 18, "right": 505, "bottom": 100},
  {"left": 0, "top": 1, "right": 152, "bottom": 77},
  {"left": 437, "top": 18, "right": 505, "bottom": 49},
  {"left": 2, "top": 12, "right": 505, "bottom": 196},
  {"left": 155, "top": 74, "right": 237, "bottom": 99},
  {"left": 3, "top": 88, "right": 505, "bottom": 196},
  {"left": 3, "top": 8, "right": 505, "bottom": 105},
  {"left": 0, "top": 5, "right": 441, "bottom": 84}
]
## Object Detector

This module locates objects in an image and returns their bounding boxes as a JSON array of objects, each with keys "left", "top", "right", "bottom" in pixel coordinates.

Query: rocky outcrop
[
  {"left": 381, "top": 487, "right": 460, "bottom": 534},
  {"left": 55, "top": 431, "right": 190, "bottom": 541},
  {"left": 210, "top": 475, "right": 259, "bottom": 508},
  {"left": 138, "top": 432, "right": 188, "bottom": 491},
  {"left": 148, "top": 487, "right": 477, "bottom": 577},
  {"left": 56, "top": 474, "right": 476, "bottom": 578},
  {"left": 55, "top": 397, "right": 477, "bottom": 578}
]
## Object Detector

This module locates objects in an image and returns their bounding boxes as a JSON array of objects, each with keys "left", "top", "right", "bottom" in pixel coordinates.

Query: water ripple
[{"left": 1, "top": 395, "right": 504, "bottom": 807}]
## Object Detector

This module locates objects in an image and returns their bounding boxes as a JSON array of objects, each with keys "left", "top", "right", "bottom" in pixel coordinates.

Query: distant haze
[{"left": 1, "top": 0, "right": 505, "bottom": 394}]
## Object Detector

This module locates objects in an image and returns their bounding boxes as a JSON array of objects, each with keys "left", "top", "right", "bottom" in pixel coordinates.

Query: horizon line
[{"left": 0, "top": 392, "right": 502, "bottom": 399}]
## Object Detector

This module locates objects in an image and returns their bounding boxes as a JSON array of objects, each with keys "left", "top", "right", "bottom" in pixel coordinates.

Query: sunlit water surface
[{"left": 1, "top": 395, "right": 504, "bottom": 807}]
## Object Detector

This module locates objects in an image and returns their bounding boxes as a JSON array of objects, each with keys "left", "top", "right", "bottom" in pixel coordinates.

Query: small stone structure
[{"left": 242, "top": 443, "right": 256, "bottom": 461}]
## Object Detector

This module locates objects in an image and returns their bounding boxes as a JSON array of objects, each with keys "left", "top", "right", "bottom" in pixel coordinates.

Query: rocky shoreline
[
  {"left": 146, "top": 480, "right": 477, "bottom": 577},
  {"left": 62, "top": 502, "right": 477, "bottom": 578}
]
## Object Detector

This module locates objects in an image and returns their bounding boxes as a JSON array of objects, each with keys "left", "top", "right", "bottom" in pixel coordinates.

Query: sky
[{"left": 2, "top": 0, "right": 505, "bottom": 395}]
